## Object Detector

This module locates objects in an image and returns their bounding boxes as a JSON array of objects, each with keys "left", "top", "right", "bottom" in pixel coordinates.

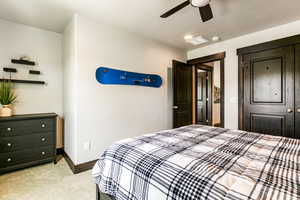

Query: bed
[{"left": 92, "top": 125, "right": 300, "bottom": 200}]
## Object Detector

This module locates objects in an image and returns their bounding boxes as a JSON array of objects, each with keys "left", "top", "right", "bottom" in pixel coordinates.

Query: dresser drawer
[
  {"left": 0, "top": 146, "right": 54, "bottom": 168},
  {"left": 0, "top": 118, "right": 55, "bottom": 137},
  {"left": 0, "top": 132, "right": 54, "bottom": 153}
]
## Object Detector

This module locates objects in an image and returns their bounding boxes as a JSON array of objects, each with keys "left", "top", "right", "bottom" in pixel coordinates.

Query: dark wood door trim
[
  {"left": 237, "top": 34, "right": 300, "bottom": 55},
  {"left": 188, "top": 52, "right": 226, "bottom": 65},
  {"left": 187, "top": 52, "right": 225, "bottom": 128},
  {"left": 238, "top": 56, "right": 245, "bottom": 130},
  {"left": 295, "top": 45, "right": 300, "bottom": 139}
]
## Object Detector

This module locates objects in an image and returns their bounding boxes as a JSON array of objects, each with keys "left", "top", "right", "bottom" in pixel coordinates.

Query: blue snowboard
[{"left": 96, "top": 67, "right": 162, "bottom": 88}]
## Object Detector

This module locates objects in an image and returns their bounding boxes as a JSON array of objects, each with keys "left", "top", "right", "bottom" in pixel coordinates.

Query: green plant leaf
[{"left": 0, "top": 80, "right": 17, "bottom": 105}]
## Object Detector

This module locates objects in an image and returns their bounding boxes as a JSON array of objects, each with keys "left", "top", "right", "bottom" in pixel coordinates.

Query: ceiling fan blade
[
  {"left": 199, "top": 4, "right": 213, "bottom": 22},
  {"left": 160, "top": 1, "right": 190, "bottom": 18}
]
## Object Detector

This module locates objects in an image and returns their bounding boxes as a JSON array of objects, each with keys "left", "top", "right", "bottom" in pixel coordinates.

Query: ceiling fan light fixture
[
  {"left": 190, "top": 0, "right": 210, "bottom": 7},
  {"left": 160, "top": 0, "right": 214, "bottom": 22}
]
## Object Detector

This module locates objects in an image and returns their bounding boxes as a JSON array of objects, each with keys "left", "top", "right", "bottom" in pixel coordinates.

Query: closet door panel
[
  {"left": 252, "top": 58, "right": 283, "bottom": 103},
  {"left": 250, "top": 113, "right": 285, "bottom": 136},
  {"left": 243, "top": 46, "right": 294, "bottom": 138}
]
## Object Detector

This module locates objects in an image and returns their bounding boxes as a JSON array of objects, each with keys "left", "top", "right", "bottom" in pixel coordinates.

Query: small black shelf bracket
[
  {"left": 3, "top": 68, "right": 17, "bottom": 73},
  {"left": 29, "top": 70, "right": 41, "bottom": 75}
]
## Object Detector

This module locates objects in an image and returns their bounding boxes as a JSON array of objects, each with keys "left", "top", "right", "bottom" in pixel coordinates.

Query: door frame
[
  {"left": 237, "top": 34, "right": 300, "bottom": 131},
  {"left": 187, "top": 52, "right": 226, "bottom": 128}
]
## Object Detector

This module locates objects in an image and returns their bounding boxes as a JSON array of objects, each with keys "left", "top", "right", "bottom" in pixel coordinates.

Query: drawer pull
[
  {"left": 41, "top": 138, "right": 46, "bottom": 142},
  {"left": 7, "top": 127, "right": 12, "bottom": 132},
  {"left": 41, "top": 124, "right": 46, "bottom": 128},
  {"left": 7, "top": 158, "right": 12, "bottom": 162},
  {"left": 7, "top": 143, "right": 12, "bottom": 147},
  {"left": 42, "top": 152, "right": 45, "bottom": 155}
]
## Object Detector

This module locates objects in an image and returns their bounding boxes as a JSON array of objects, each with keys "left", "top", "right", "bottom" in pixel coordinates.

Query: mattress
[{"left": 92, "top": 125, "right": 300, "bottom": 200}]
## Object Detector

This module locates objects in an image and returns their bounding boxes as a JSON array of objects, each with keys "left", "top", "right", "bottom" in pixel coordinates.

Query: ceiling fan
[{"left": 160, "top": 0, "right": 213, "bottom": 22}]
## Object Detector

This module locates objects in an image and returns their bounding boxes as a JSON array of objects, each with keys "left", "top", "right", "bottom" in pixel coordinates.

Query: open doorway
[
  {"left": 188, "top": 53, "right": 225, "bottom": 128},
  {"left": 195, "top": 61, "right": 221, "bottom": 126}
]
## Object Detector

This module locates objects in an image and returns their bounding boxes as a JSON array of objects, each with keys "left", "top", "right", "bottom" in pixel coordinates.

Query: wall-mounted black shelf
[
  {"left": 29, "top": 70, "right": 41, "bottom": 75},
  {"left": 0, "top": 79, "right": 45, "bottom": 85},
  {"left": 3, "top": 68, "right": 17, "bottom": 73},
  {"left": 11, "top": 59, "right": 35, "bottom": 66}
]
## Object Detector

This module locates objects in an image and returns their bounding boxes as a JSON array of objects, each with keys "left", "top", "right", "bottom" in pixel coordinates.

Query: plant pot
[{"left": 1, "top": 105, "right": 12, "bottom": 117}]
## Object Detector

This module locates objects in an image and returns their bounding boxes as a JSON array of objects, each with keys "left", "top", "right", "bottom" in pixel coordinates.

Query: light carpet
[{"left": 0, "top": 157, "right": 100, "bottom": 200}]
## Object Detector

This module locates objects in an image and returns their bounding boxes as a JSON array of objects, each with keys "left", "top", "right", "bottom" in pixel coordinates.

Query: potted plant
[{"left": 0, "top": 80, "right": 17, "bottom": 117}]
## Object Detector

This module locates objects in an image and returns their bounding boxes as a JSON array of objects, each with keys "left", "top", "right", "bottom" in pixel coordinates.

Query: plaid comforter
[{"left": 92, "top": 125, "right": 300, "bottom": 200}]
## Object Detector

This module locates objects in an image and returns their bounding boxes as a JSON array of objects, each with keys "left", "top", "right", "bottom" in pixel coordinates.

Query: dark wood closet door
[
  {"left": 295, "top": 45, "right": 300, "bottom": 139},
  {"left": 196, "top": 69, "right": 213, "bottom": 125},
  {"left": 197, "top": 72, "right": 207, "bottom": 124},
  {"left": 243, "top": 46, "right": 294, "bottom": 138},
  {"left": 206, "top": 71, "right": 213, "bottom": 125},
  {"left": 173, "top": 60, "right": 193, "bottom": 128}
]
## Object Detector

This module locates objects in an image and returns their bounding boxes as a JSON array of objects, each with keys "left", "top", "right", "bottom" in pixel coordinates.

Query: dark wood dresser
[{"left": 0, "top": 113, "right": 57, "bottom": 174}]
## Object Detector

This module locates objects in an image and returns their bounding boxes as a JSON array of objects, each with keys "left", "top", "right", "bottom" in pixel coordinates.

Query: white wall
[
  {"left": 213, "top": 62, "right": 220, "bottom": 88},
  {"left": 64, "top": 15, "right": 185, "bottom": 164},
  {"left": 188, "top": 19, "right": 300, "bottom": 129},
  {"left": 0, "top": 19, "right": 63, "bottom": 116},
  {"left": 212, "top": 61, "right": 220, "bottom": 125},
  {"left": 62, "top": 16, "right": 78, "bottom": 162}
]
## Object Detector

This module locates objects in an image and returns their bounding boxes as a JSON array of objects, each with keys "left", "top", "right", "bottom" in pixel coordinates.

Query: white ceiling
[{"left": 1, "top": 0, "right": 300, "bottom": 50}]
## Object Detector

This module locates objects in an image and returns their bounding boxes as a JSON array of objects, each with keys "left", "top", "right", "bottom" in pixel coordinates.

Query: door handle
[
  {"left": 287, "top": 108, "right": 293, "bottom": 113},
  {"left": 297, "top": 108, "right": 300, "bottom": 113},
  {"left": 173, "top": 106, "right": 178, "bottom": 109}
]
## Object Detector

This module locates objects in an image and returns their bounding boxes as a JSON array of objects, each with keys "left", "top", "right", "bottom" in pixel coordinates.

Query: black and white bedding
[{"left": 92, "top": 125, "right": 300, "bottom": 200}]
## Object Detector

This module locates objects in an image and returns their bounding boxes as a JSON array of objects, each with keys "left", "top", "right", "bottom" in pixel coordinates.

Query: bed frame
[{"left": 96, "top": 185, "right": 115, "bottom": 200}]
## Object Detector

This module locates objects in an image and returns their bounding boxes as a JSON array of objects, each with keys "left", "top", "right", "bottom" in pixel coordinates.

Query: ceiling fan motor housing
[{"left": 190, "top": 0, "right": 210, "bottom": 7}]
